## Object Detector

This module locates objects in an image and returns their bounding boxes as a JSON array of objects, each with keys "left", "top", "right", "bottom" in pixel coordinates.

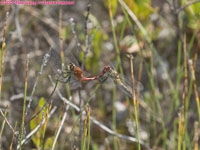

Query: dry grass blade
[
  {"left": 193, "top": 121, "right": 199, "bottom": 150},
  {"left": 137, "top": 57, "right": 143, "bottom": 98},
  {"left": 129, "top": 55, "right": 141, "bottom": 150},
  {"left": 26, "top": 48, "right": 52, "bottom": 116},
  {"left": 0, "top": 11, "right": 9, "bottom": 99},
  {"left": 176, "top": 0, "right": 200, "bottom": 13},
  {"left": 52, "top": 105, "right": 69, "bottom": 150},
  {"left": 81, "top": 4, "right": 92, "bottom": 70},
  {"left": 178, "top": 111, "right": 185, "bottom": 150},
  {"left": 81, "top": 106, "right": 90, "bottom": 150},
  {"left": 87, "top": 106, "right": 90, "bottom": 150},
  {"left": 19, "top": 54, "right": 30, "bottom": 150},
  {"left": 188, "top": 60, "right": 200, "bottom": 121},
  {"left": 182, "top": 34, "right": 188, "bottom": 106},
  {"left": 0, "top": 108, "right": 15, "bottom": 135},
  {"left": 9, "top": 122, "right": 17, "bottom": 150},
  {"left": 178, "top": 34, "right": 188, "bottom": 150},
  {"left": 59, "top": 7, "right": 64, "bottom": 64}
]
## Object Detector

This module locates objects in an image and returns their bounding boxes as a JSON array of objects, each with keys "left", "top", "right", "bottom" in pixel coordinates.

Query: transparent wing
[
  {"left": 49, "top": 50, "right": 73, "bottom": 83},
  {"left": 108, "top": 65, "right": 144, "bottom": 92},
  {"left": 116, "top": 82, "right": 133, "bottom": 98},
  {"left": 49, "top": 49, "right": 63, "bottom": 75},
  {"left": 118, "top": 75, "right": 144, "bottom": 92},
  {"left": 98, "top": 66, "right": 143, "bottom": 98}
]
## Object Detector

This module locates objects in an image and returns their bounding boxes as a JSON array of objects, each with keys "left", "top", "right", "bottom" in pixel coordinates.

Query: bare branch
[
  {"left": 26, "top": 48, "right": 52, "bottom": 116},
  {"left": 52, "top": 105, "right": 69, "bottom": 150},
  {"left": 177, "top": 0, "right": 200, "bottom": 14},
  {"left": 0, "top": 109, "right": 15, "bottom": 135}
]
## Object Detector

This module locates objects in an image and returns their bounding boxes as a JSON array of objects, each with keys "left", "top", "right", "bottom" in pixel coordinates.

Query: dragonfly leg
[{"left": 98, "top": 75, "right": 108, "bottom": 83}]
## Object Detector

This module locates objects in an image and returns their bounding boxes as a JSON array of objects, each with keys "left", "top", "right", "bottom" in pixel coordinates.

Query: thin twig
[
  {"left": 188, "top": 60, "right": 200, "bottom": 121},
  {"left": 178, "top": 34, "right": 188, "bottom": 149},
  {"left": 81, "top": 29, "right": 97, "bottom": 70},
  {"left": 9, "top": 122, "right": 18, "bottom": 150},
  {"left": 176, "top": 0, "right": 200, "bottom": 14},
  {"left": 182, "top": 33, "right": 188, "bottom": 103},
  {"left": 193, "top": 121, "right": 199, "bottom": 150},
  {"left": 108, "top": 0, "right": 123, "bottom": 75},
  {"left": 10, "top": 93, "right": 30, "bottom": 101},
  {"left": 87, "top": 106, "right": 91, "bottom": 150},
  {"left": 19, "top": 54, "right": 30, "bottom": 150},
  {"left": 0, "top": 108, "right": 7, "bottom": 150},
  {"left": 81, "top": 106, "right": 90, "bottom": 150},
  {"left": 59, "top": 7, "right": 65, "bottom": 64},
  {"left": 129, "top": 55, "right": 141, "bottom": 150},
  {"left": 0, "top": 11, "right": 9, "bottom": 99},
  {"left": 14, "top": 7, "right": 23, "bottom": 42},
  {"left": 69, "top": 18, "right": 83, "bottom": 53},
  {"left": 90, "top": 117, "right": 151, "bottom": 150},
  {"left": 0, "top": 109, "right": 15, "bottom": 135},
  {"left": 0, "top": 106, "right": 9, "bottom": 149},
  {"left": 85, "top": 4, "right": 91, "bottom": 46},
  {"left": 52, "top": 105, "right": 69, "bottom": 150},
  {"left": 78, "top": 87, "right": 83, "bottom": 150},
  {"left": 26, "top": 48, "right": 52, "bottom": 115},
  {"left": 81, "top": 4, "right": 92, "bottom": 70}
]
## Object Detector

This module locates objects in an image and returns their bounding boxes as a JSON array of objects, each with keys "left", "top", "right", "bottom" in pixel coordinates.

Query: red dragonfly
[
  {"left": 59, "top": 62, "right": 97, "bottom": 82},
  {"left": 49, "top": 50, "right": 96, "bottom": 88},
  {"left": 70, "top": 64, "right": 143, "bottom": 99},
  {"left": 89, "top": 65, "right": 143, "bottom": 99},
  {"left": 49, "top": 49, "right": 143, "bottom": 97}
]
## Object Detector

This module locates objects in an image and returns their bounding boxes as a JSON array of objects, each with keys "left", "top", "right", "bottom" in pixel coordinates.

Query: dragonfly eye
[{"left": 69, "top": 63, "right": 74, "bottom": 71}]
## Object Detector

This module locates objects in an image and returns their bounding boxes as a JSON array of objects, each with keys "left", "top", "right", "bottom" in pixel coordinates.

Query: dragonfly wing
[
  {"left": 134, "top": 80, "right": 144, "bottom": 92},
  {"left": 116, "top": 82, "right": 133, "bottom": 99},
  {"left": 98, "top": 75, "right": 108, "bottom": 83},
  {"left": 57, "top": 73, "right": 71, "bottom": 83},
  {"left": 49, "top": 49, "right": 62, "bottom": 75},
  {"left": 119, "top": 75, "right": 143, "bottom": 92},
  {"left": 69, "top": 82, "right": 81, "bottom": 90},
  {"left": 66, "top": 75, "right": 81, "bottom": 89},
  {"left": 66, "top": 75, "right": 77, "bottom": 84},
  {"left": 82, "top": 70, "right": 91, "bottom": 78}
]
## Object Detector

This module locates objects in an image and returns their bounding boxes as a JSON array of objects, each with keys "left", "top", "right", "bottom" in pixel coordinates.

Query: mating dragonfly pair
[{"left": 49, "top": 50, "right": 143, "bottom": 99}]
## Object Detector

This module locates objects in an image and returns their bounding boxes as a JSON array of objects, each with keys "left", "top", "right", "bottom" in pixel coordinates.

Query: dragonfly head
[{"left": 68, "top": 63, "right": 75, "bottom": 71}]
